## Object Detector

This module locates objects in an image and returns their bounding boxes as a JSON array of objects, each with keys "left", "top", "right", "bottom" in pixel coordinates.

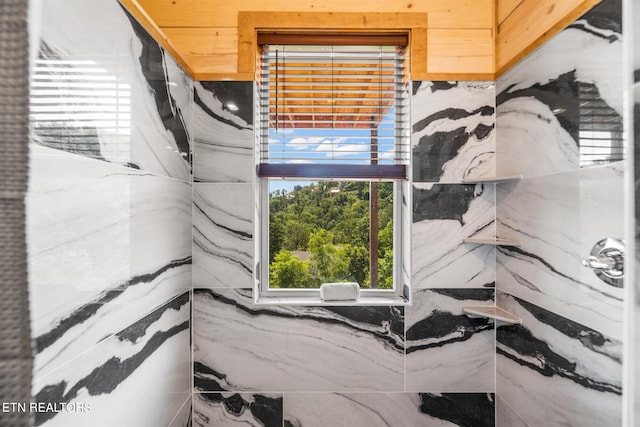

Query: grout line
[{"left": 165, "top": 394, "right": 191, "bottom": 427}]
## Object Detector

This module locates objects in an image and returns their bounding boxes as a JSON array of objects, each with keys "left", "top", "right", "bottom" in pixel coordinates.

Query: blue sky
[{"left": 266, "top": 108, "right": 400, "bottom": 194}]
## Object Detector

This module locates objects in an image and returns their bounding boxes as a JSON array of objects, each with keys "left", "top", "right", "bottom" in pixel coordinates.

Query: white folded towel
[{"left": 320, "top": 282, "right": 360, "bottom": 301}]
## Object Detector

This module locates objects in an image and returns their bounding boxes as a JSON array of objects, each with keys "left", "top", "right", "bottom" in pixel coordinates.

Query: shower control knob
[{"left": 582, "top": 237, "right": 625, "bottom": 287}]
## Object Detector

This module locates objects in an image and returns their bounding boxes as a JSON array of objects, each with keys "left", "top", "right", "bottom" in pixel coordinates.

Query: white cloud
[
  {"left": 314, "top": 138, "right": 373, "bottom": 158},
  {"left": 287, "top": 136, "right": 326, "bottom": 150}
]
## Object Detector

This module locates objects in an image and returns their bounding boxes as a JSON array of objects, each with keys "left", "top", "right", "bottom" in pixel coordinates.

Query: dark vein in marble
[
  {"left": 419, "top": 393, "right": 495, "bottom": 427},
  {"left": 412, "top": 81, "right": 423, "bottom": 95},
  {"left": 497, "top": 71, "right": 580, "bottom": 143},
  {"left": 35, "top": 256, "right": 192, "bottom": 353},
  {"left": 509, "top": 295, "right": 621, "bottom": 363},
  {"left": 123, "top": 6, "right": 190, "bottom": 160},
  {"left": 464, "top": 152, "right": 496, "bottom": 178},
  {"left": 429, "top": 81, "right": 459, "bottom": 92},
  {"left": 413, "top": 81, "right": 461, "bottom": 96},
  {"left": 195, "top": 289, "right": 404, "bottom": 351},
  {"left": 34, "top": 321, "right": 189, "bottom": 425},
  {"left": 199, "top": 82, "right": 254, "bottom": 125},
  {"left": 194, "top": 361, "right": 228, "bottom": 392},
  {"left": 116, "top": 292, "right": 189, "bottom": 343},
  {"left": 193, "top": 231, "right": 252, "bottom": 275},
  {"left": 193, "top": 199, "right": 252, "bottom": 240},
  {"left": 194, "top": 86, "right": 253, "bottom": 132},
  {"left": 413, "top": 123, "right": 494, "bottom": 182},
  {"left": 571, "top": 0, "right": 621, "bottom": 37},
  {"left": 413, "top": 106, "right": 494, "bottom": 133},
  {"left": 497, "top": 324, "right": 621, "bottom": 395},
  {"left": 497, "top": 246, "right": 623, "bottom": 301},
  {"left": 413, "top": 184, "right": 480, "bottom": 225},
  {"left": 569, "top": 23, "right": 619, "bottom": 42},
  {"left": 198, "top": 393, "right": 282, "bottom": 427},
  {"left": 336, "top": 394, "right": 393, "bottom": 427},
  {"left": 406, "top": 312, "right": 493, "bottom": 353},
  {"left": 433, "top": 288, "right": 494, "bottom": 301}
]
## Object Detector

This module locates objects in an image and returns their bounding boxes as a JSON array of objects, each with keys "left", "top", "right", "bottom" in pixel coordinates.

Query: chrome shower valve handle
[{"left": 582, "top": 238, "right": 625, "bottom": 287}]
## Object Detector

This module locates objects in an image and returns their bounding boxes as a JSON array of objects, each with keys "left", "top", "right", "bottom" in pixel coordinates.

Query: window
[{"left": 255, "top": 36, "right": 411, "bottom": 304}]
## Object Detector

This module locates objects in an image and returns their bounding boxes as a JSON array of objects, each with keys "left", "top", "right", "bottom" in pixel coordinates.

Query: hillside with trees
[{"left": 268, "top": 181, "right": 394, "bottom": 289}]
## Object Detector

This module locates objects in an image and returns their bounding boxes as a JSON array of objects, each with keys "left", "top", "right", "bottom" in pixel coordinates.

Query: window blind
[
  {"left": 30, "top": 58, "right": 132, "bottom": 161},
  {"left": 578, "top": 82, "right": 624, "bottom": 166},
  {"left": 257, "top": 43, "right": 409, "bottom": 179}
]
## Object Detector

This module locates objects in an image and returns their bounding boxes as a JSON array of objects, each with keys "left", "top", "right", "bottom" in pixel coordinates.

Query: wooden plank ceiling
[{"left": 120, "top": 0, "right": 601, "bottom": 81}]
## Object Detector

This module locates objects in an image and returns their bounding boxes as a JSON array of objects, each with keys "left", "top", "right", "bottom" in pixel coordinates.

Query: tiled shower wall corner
[
  {"left": 23, "top": 0, "right": 630, "bottom": 425},
  {"left": 27, "top": 0, "right": 192, "bottom": 425},
  {"left": 191, "top": 79, "right": 498, "bottom": 426},
  {"left": 494, "top": 0, "right": 624, "bottom": 425}
]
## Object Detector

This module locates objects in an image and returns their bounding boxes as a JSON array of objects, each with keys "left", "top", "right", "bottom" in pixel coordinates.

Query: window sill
[{"left": 255, "top": 295, "right": 410, "bottom": 306}]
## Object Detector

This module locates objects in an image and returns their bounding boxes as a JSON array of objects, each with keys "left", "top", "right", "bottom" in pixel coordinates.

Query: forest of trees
[{"left": 268, "top": 181, "right": 394, "bottom": 289}]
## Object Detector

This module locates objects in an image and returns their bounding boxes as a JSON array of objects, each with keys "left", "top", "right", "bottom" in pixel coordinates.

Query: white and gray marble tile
[
  {"left": 193, "top": 81, "right": 254, "bottom": 183},
  {"left": 193, "top": 288, "right": 404, "bottom": 392},
  {"left": 496, "top": 0, "right": 623, "bottom": 177},
  {"left": 406, "top": 289, "right": 495, "bottom": 392},
  {"left": 31, "top": 0, "right": 191, "bottom": 181},
  {"left": 28, "top": 145, "right": 192, "bottom": 377},
  {"left": 496, "top": 292, "right": 622, "bottom": 427},
  {"left": 496, "top": 162, "right": 624, "bottom": 340},
  {"left": 412, "top": 81, "right": 495, "bottom": 183},
  {"left": 193, "top": 183, "right": 253, "bottom": 289},
  {"left": 283, "top": 393, "right": 495, "bottom": 427},
  {"left": 193, "top": 393, "right": 282, "bottom": 427},
  {"left": 33, "top": 292, "right": 191, "bottom": 427},
  {"left": 496, "top": 396, "right": 529, "bottom": 427},
  {"left": 412, "top": 183, "right": 496, "bottom": 289}
]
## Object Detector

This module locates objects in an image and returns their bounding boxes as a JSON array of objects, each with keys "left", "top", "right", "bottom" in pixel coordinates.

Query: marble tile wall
[
  {"left": 193, "top": 289, "right": 405, "bottom": 392},
  {"left": 191, "top": 77, "right": 498, "bottom": 425},
  {"left": 406, "top": 289, "right": 495, "bottom": 392},
  {"left": 412, "top": 183, "right": 496, "bottom": 289},
  {"left": 496, "top": 0, "right": 623, "bottom": 178},
  {"left": 193, "top": 184, "right": 253, "bottom": 289},
  {"left": 193, "top": 81, "right": 253, "bottom": 183},
  {"left": 412, "top": 81, "right": 496, "bottom": 183},
  {"left": 495, "top": 0, "right": 625, "bottom": 425},
  {"left": 193, "top": 393, "right": 282, "bottom": 427},
  {"left": 27, "top": 0, "right": 193, "bottom": 425},
  {"left": 31, "top": 0, "right": 192, "bottom": 181},
  {"left": 496, "top": 164, "right": 624, "bottom": 339},
  {"left": 33, "top": 292, "right": 191, "bottom": 427},
  {"left": 192, "top": 391, "right": 496, "bottom": 427},
  {"left": 283, "top": 393, "right": 496, "bottom": 427},
  {"left": 496, "top": 292, "right": 622, "bottom": 427},
  {"left": 28, "top": 146, "right": 192, "bottom": 377}
]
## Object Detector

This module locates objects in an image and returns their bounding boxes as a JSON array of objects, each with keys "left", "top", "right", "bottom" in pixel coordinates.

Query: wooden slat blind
[{"left": 257, "top": 43, "right": 409, "bottom": 179}]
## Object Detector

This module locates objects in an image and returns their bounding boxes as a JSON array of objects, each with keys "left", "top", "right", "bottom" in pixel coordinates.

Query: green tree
[
  {"left": 307, "top": 229, "right": 352, "bottom": 282},
  {"left": 282, "top": 219, "right": 311, "bottom": 250},
  {"left": 269, "top": 250, "right": 314, "bottom": 288},
  {"left": 268, "top": 181, "right": 395, "bottom": 288},
  {"left": 342, "top": 244, "right": 369, "bottom": 286}
]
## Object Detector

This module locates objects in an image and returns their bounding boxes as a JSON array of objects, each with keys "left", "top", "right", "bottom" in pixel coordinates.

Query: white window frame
[{"left": 253, "top": 41, "right": 411, "bottom": 305}]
